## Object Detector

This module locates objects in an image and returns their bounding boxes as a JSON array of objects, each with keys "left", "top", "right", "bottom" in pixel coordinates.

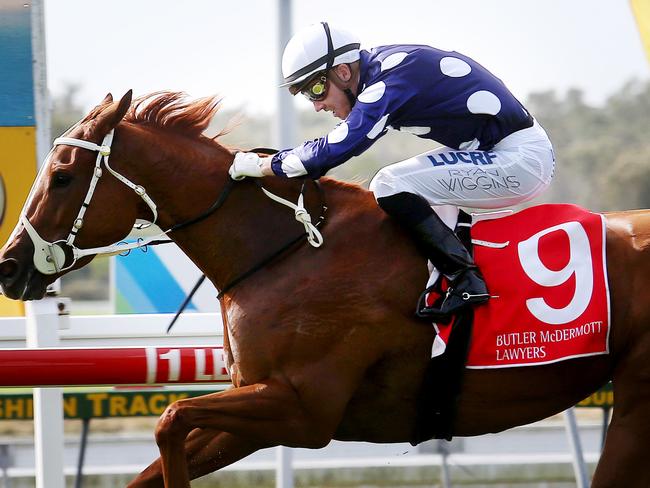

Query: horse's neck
[
  {"left": 167, "top": 174, "right": 373, "bottom": 295},
  {"left": 187, "top": 177, "right": 325, "bottom": 291},
  {"left": 119, "top": 124, "right": 229, "bottom": 225},
  {"left": 122, "top": 124, "right": 341, "bottom": 292}
]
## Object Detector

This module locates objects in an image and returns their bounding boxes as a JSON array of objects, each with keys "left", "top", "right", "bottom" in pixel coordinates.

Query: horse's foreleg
[
  {"left": 127, "top": 429, "right": 267, "bottom": 488},
  {"left": 154, "top": 378, "right": 343, "bottom": 487}
]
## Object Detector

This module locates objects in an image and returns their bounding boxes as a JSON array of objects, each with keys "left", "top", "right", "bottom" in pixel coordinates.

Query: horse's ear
[
  {"left": 95, "top": 90, "right": 133, "bottom": 132},
  {"left": 102, "top": 93, "right": 113, "bottom": 104}
]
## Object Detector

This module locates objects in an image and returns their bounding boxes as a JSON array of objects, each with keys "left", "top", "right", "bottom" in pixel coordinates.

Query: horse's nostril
[{"left": 0, "top": 258, "right": 19, "bottom": 286}]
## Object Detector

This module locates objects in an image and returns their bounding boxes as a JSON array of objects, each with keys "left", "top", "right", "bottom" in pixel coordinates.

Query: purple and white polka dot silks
[{"left": 271, "top": 44, "right": 534, "bottom": 179}]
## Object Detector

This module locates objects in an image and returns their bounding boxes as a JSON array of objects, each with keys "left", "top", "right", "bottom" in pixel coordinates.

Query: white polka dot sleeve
[{"left": 271, "top": 80, "right": 409, "bottom": 179}]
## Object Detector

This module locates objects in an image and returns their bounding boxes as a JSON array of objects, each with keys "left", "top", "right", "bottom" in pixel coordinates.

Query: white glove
[{"left": 229, "top": 152, "right": 266, "bottom": 180}]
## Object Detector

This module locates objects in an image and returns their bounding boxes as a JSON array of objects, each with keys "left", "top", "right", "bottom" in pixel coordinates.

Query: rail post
[
  {"left": 25, "top": 295, "right": 69, "bottom": 488},
  {"left": 564, "top": 407, "right": 589, "bottom": 487},
  {"left": 275, "top": 3, "right": 296, "bottom": 484}
]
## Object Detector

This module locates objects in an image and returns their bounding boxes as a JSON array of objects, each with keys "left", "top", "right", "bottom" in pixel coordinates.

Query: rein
[
  {"left": 147, "top": 146, "right": 327, "bottom": 299},
  {"left": 147, "top": 176, "right": 326, "bottom": 299},
  {"left": 217, "top": 178, "right": 327, "bottom": 299},
  {"left": 165, "top": 151, "right": 327, "bottom": 333},
  {"left": 141, "top": 178, "right": 238, "bottom": 248},
  {"left": 158, "top": 176, "right": 327, "bottom": 297}
]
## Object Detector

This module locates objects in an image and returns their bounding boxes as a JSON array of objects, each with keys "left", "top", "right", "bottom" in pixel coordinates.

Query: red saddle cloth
[{"left": 433, "top": 204, "right": 610, "bottom": 369}]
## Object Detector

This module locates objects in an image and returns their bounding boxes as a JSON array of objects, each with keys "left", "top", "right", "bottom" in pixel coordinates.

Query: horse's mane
[
  {"left": 82, "top": 91, "right": 223, "bottom": 140},
  {"left": 121, "top": 92, "right": 222, "bottom": 139},
  {"left": 84, "top": 91, "right": 367, "bottom": 194}
]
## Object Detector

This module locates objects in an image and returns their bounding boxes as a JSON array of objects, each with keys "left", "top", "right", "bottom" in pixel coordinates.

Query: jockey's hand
[{"left": 229, "top": 152, "right": 270, "bottom": 180}]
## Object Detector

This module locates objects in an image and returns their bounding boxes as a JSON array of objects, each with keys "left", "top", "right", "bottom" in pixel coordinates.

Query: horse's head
[{"left": 0, "top": 91, "right": 142, "bottom": 300}]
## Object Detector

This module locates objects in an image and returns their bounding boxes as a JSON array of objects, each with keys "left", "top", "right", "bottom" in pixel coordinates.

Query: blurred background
[
  {"left": 47, "top": 0, "right": 650, "bottom": 208},
  {"left": 41, "top": 0, "right": 650, "bottom": 303}
]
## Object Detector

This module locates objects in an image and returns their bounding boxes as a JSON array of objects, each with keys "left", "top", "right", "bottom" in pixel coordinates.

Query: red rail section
[{"left": 0, "top": 346, "right": 231, "bottom": 387}]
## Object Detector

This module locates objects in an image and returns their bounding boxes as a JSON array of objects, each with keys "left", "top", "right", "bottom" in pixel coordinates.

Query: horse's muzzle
[{"left": 0, "top": 243, "right": 49, "bottom": 301}]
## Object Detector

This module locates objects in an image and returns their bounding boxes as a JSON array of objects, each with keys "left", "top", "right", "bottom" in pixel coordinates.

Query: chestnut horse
[{"left": 1, "top": 91, "right": 649, "bottom": 488}]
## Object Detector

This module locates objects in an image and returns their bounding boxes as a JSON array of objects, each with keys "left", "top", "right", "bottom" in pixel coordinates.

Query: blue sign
[
  {"left": 115, "top": 244, "right": 219, "bottom": 314},
  {"left": 0, "top": 3, "right": 34, "bottom": 126}
]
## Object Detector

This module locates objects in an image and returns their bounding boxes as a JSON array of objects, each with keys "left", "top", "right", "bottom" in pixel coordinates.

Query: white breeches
[{"left": 369, "top": 120, "right": 555, "bottom": 209}]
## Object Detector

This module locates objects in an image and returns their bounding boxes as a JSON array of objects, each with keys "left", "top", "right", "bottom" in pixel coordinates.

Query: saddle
[{"left": 413, "top": 204, "right": 610, "bottom": 443}]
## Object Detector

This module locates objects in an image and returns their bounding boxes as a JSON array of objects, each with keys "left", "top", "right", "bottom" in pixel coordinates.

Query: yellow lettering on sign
[
  {"left": 4, "top": 398, "right": 25, "bottom": 419},
  {"left": 591, "top": 392, "right": 605, "bottom": 406},
  {"left": 578, "top": 390, "right": 614, "bottom": 407},
  {"left": 129, "top": 395, "right": 149, "bottom": 416},
  {"left": 148, "top": 394, "right": 168, "bottom": 415},
  {"left": 592, "top": 391, "right": 614, "bottom": 406},
  {"left": 63, "top": 397, "right": 78, "bottom": 418},
  {"left": 27, "top": 398, "right": 33, "bottom": 418},
  {"left": 86, "top": 393, "right": 109, "bottom": 417},
  {"left": 109, "top": 396, "right": 128, "bottom": 416}
]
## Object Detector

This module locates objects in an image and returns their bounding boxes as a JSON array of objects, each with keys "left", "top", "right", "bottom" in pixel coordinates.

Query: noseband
[{"left": 20, "top": 131, "right": 324, "bottom": 276}]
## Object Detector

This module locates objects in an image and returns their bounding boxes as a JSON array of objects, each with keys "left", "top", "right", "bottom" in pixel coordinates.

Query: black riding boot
[{"left": 377, "top": 192, "right": 490, "bottom": 320}]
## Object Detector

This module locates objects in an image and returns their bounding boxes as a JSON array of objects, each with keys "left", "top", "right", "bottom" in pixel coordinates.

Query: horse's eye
[{"left": 51, "top": 172, "right": 73, "bottom": 189}]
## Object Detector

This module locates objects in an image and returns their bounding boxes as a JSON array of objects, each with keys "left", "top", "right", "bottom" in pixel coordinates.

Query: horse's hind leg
[
  {"left": 592, "top": 361, "right": 650, "bottom": 486},
  {"left": 592, "top": 397, "right": 650, "bottom": 487}
]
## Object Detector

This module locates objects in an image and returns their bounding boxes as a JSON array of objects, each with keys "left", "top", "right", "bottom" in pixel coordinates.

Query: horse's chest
[{"left": 224, "top": 319, "right": 277, "bottom": 385}]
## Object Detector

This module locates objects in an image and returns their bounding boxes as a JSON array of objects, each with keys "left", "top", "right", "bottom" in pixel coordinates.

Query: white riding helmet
[{"left": 280, "top": 22, "right": 361, "bottom": 88}]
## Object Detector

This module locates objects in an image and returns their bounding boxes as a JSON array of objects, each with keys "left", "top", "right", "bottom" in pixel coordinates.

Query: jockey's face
[{"left": 312, "top": 64, "right": 356, "bottom": 119}]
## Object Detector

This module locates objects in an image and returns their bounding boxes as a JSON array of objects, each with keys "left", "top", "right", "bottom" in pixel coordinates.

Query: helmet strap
[{"left": 321, "top": 22, "right": 335, "bottom": 70}]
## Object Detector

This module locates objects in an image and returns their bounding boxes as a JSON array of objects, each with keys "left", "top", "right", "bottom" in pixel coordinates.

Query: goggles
[{"left": 300, "top": 72, "right": 328, "bottom": 102}]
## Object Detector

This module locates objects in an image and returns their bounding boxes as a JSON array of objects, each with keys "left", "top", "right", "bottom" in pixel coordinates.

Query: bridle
[
  {"left": 19, "top": 130, "right": 325, "bottom": 276},
  {"left": 19, "top": 128, "right": 162, "bottom": 275}
]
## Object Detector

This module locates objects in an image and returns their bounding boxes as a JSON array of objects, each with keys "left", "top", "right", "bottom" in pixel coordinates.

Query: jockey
[{"left": 229, "top": 22, "right": 555, "bottom": 320}]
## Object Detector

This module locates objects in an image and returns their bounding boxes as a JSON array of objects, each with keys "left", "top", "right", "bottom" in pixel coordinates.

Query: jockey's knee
[
  {"left": 369, "top": 167, "right": 400, "bottom": 200},
  {"left": 370, "top": 169, "right": 436, "bottom": 222}
]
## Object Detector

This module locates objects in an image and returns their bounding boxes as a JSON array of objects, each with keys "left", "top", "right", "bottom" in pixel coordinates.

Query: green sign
[
  {"left": 0, "top": 389, "right": 221, "bottom": 420},
  {"left": 0, "top": 383, "right": 613, "bottom": 420}
]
